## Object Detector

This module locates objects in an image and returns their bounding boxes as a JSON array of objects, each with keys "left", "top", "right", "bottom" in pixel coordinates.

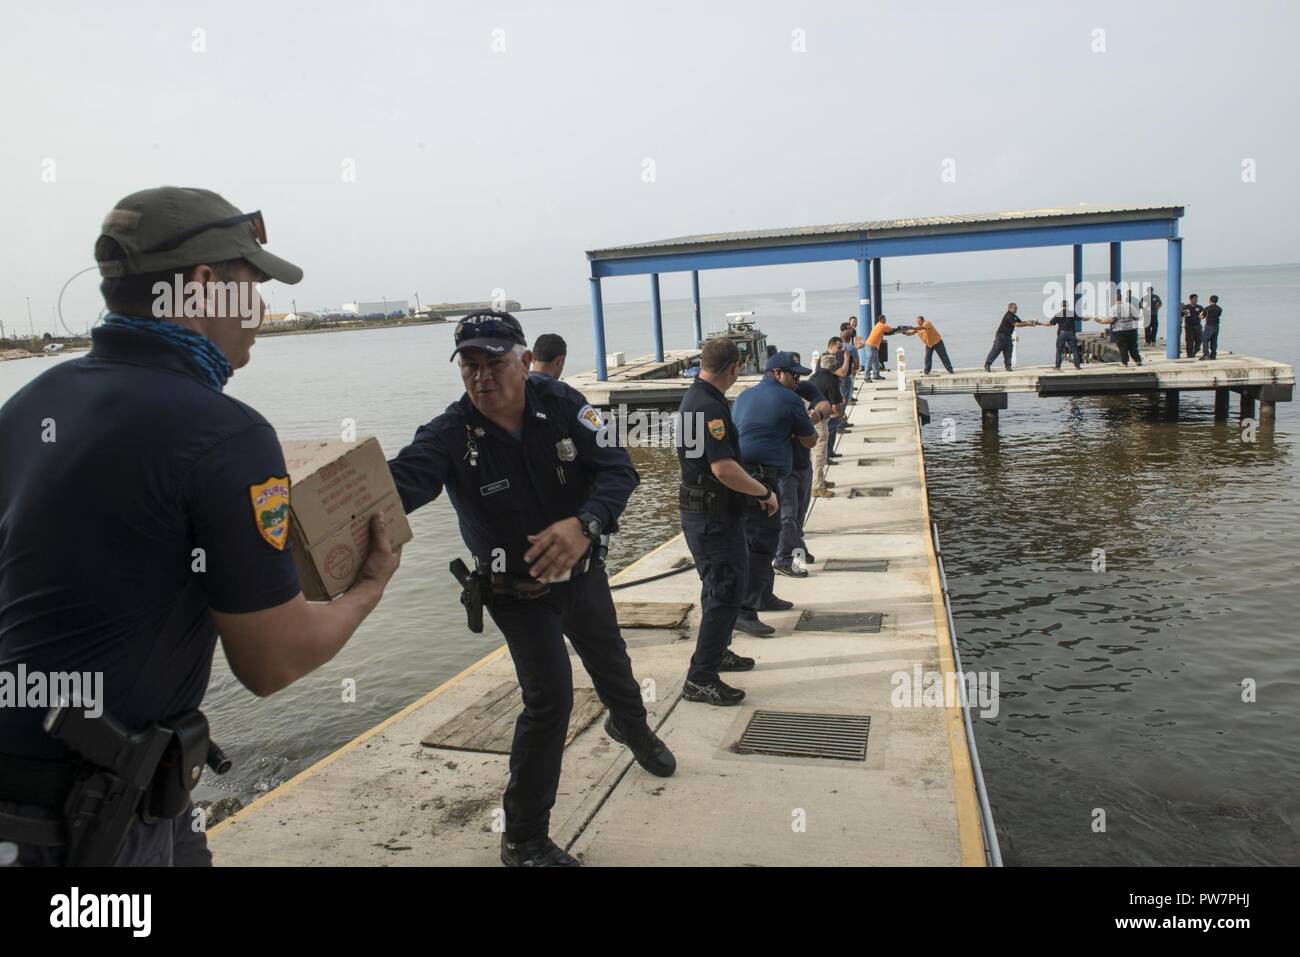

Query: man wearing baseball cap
[
  {"left": 388, "top": 311, "right": 676, "bottom": 867},
  {"left": 0, "top": 187, "right": 402, "bottom": 866},
  {"left": 730, "top": 351, "right": 818, "bottom": 636}
]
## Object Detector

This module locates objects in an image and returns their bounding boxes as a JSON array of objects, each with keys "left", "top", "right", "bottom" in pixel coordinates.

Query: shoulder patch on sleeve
[
  {"left": 249, "top": 476, "right": 291, "bottom": 550},
  {"left": 707, "top": 418, "right": 726, "bottom": 440},
  {"left": 577, "top": 405, "right": 605, "bottom": 432}
]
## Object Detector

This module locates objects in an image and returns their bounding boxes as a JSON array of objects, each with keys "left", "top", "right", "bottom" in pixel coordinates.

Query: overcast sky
[{"left": 3, "top": 0, "right": 1297, "bottom": 333}]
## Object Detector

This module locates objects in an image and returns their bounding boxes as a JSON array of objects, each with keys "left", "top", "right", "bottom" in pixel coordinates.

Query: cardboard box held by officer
[{"left": 280, "top": 437, "right": 413, "bottom": 601}]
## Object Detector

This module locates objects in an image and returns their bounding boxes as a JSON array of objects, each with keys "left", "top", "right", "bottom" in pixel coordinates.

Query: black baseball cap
[
  {"left": 96, "top": 186, "right": 302, "bottom": 283},
  {"left": 450, "top": 310, "right": 528, "bottom": 360}
]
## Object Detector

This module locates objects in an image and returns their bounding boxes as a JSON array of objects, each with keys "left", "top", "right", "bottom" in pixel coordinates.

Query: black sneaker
[
  {"left": 718, "top": 648, "right": 755, "bottom": 672},
  {"left": 734, "top": 615, "right": 776, "bottom": 637},
  {"left": 760, "top": 595, "right": 794, "bottom": 611},
  {"left": 682, "top": 678, "right": 746, "bottom": 706},
  {"left": 773, "top": 561, "right": 808, "bottom": 578},
  {"left": 983, "top": 365, "right": 991, "bottom": 373},
  {"left": 802, "top": 551, "right": 817, "bottom": 563},
  {"left": 604, "top": 715, "right": 676, "bottom": 777},
  {"left": 501, "top": 834, "right": 580, "bottom": 867}
]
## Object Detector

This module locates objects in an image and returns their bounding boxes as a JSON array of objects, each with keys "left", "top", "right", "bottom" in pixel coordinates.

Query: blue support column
[
  {"left": 871, "top": 258, "right": 883, "bottom": 321},
  {"left": 1109, "top": 242, "right": 1122, "bottom": 292},
  {"left": 1167, "top": 238, "right": 1182, "bottom": 359},
  {"left": 649, "top": 272, "right": 664, "bottom": 362},
  {"left": 589, "top": 277, "right": 608, "bottom": 381},
  {"left": 1072, "top": 244, "right": 1084, "bottom": 332},
  {"left": 857, "top": 259, "right": 870, "bottom": 327},
  {"left": 690, "top": 270, "right": 702, "bottom": 346}
]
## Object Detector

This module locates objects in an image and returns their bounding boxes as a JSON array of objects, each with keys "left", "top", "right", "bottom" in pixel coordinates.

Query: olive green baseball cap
[{"left": 96, "top": 186, "right": 303, "bottom": 284}]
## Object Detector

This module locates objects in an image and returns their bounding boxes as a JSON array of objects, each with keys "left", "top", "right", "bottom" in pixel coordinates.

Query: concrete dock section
[{"left": 209, "top": 377, "right": 990, "bottom": 867}]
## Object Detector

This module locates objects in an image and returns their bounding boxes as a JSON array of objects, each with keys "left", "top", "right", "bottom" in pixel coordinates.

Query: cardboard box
[{"left": 280, "top": 436, "right": 413, "bottom": 601}]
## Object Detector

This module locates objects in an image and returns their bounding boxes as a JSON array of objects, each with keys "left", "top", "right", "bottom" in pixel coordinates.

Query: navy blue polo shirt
[
  {"left": 732, "top": 375, "right": 815, "bottom": 476},
  {"left": 0, "top": 324, "right": 301, "bottom": 760},
  {"left": 790, "top": 380, "right": 826, "bottom": 471}
]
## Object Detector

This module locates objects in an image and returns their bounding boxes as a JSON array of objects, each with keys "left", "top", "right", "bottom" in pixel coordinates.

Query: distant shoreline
[{"left": 257, "top": 307, "right": 552, "bottom": 339}]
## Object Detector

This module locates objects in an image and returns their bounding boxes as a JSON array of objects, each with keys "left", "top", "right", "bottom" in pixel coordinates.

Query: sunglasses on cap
[
  {"left": 454, "top": 312, "right": 527, "bottom": 345},
  {"left": 146, "top": 210, "right": 267, "bottom": 254}
]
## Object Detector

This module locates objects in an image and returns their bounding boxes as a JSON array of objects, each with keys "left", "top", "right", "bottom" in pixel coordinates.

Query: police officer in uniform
[
  {"left": 1048, "top": 300, "right": 1082, "bottom": 370},
  {"left": 677, "top": 338, "right": 779, "bottom": 706},
  {"left": 388, "top": 311, "right": 675, "bottom": 867},
  {"left": 732, "top": 352, "right": 817, "bottom": 636},
  {"left": 1181, "top": 293, "right": 1204, "bottom": 358},
  {"left": 0, "top": 187, "right": 402, "bottom": 866}
]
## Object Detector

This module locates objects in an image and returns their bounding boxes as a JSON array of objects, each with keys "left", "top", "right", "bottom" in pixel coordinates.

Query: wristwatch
[{"left": 576, "top": 512, "right": 603, "bottom": 541}]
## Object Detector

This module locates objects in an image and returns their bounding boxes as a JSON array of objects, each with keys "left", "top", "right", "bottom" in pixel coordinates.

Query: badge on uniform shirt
[
  {"left": 249, "top": 476, "right": 291, "bottom": 551},
  {"left": 577, "top": 405, "right": 604, "bottom": 432},
  {"left": 556, "top": 438, "right": 577, "bottom": 462},
  {"left": 707, "top": 418, "right": 726, "bottom": 440}
]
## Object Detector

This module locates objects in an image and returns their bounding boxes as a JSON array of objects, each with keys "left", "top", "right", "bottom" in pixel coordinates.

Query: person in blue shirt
[
  {"left": 0, "top": 187, "right": 402, "bottom": 867},
  {"left": 731, "top": 352, "right": 818, "bottom": 636}
]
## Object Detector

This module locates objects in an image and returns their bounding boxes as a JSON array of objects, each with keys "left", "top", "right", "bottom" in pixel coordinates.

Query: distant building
[
  {"left": 264, "top": 311, "right": 320, "bottom": 326},
  {"left": 342, "top": 300, "right": 410, "bottom": 319},
  {"left": 414, "top": 300, "right": 521, "bottom": 319}
]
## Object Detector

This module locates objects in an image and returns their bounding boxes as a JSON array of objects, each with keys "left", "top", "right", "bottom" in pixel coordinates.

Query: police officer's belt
[{"left": 490, "top": 574, "right": 552, "bottom": 599}]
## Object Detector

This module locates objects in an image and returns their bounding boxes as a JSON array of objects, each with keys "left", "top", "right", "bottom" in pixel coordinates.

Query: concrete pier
[{"left": 209, "top": 379, "right": 990, "bottom": 867}]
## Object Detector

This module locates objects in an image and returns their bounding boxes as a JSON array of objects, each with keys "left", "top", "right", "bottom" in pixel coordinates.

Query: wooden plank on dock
[
  {"left": 421, "top": 681, "right": 605, "bottom": 754},
  {"left": 615, "top": 601, "right": 693, "bottom": 629}
]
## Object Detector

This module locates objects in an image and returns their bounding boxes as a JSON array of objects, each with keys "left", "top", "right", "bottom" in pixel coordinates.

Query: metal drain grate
[
  {"left": 862, "top": 436, "right": 896, "bottom": 443},
  {"left": 795, "top": 610, "right": 883, "bottom": 633},
  {"left": 824, "top": 559, "right": 889, "bottom": 572},
  {"left": 735, "top": 710, "right": 870, "bottom": 761},
  {"left": 856, "top": 457, "right": 896, "bottom": 466},
  {"left": 848, "top": 487, "right": 893, "bottom": 498}
]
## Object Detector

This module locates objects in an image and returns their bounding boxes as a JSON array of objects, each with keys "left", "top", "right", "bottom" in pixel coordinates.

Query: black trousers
[
  {"left": 487, "top": 566, "right": 647, "bottom": 843},
  {"left": 6, "top": 800, "right": 212, "bottom": 866},
  {"left": 742, "top": 499, "right": 782, "bottom": 615},
  {"left": 1055, "top": 331, "right": 1081, "bottom": 369},
  {"left": 925, "top": 340, "right": 954, "bottom": 373},
  {"left": 984, "top": 332, "right": 1013, "bottom": 370},
  {"left": 1145, "top": 315, "right": 1159, "bottom": 344},
  {"left": 1185, "top": 320, "right": 1202, "bottom": 357},
  {"left": 1115, "top": 328, "right": 1142, "bottom": 365},
  {"left": 681, "top": 506, "right": 748, "bottom": 684}
]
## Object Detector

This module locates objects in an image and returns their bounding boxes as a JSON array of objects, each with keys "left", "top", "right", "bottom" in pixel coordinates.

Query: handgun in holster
[
  {"left": 42, "top": 703, "right": 224, "bottom": 866},
  {"left": 450, "top": 558, "right": 491, "bottom": 633}
]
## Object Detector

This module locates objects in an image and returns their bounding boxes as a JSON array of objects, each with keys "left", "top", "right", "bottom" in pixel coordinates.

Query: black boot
[
  {"left": 718, "top": 648, "right": 756, "bottom": 672},
  {"left": 604, "top": 715, "right": 676, "bottom": 777}
]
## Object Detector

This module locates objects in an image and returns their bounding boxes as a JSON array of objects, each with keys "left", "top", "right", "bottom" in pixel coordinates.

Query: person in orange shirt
[
  {"left": 900, "top": 316, "right": 954, "bottom": 374},
  {"left": 862, "top": 317, "right": 894, "bottom": 380}
]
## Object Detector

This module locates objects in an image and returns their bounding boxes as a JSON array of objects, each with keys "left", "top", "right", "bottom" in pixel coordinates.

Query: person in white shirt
[{"left": 1093, "top": 291, "right": 1143, "bottom": 367}]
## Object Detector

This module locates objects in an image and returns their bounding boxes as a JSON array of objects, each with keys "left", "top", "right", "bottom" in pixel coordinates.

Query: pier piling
[{"left": 1214, "top": 389, "right": 1229, "bottom": 420}]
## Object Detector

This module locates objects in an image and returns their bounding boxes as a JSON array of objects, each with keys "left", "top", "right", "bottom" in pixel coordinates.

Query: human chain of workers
[{"left": 0, "top": 186, "right": 1227, "bottom": 868}]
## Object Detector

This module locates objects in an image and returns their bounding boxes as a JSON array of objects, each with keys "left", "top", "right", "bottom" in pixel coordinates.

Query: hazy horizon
[{"left": 4, "top": 0, "right": 1298, "bottom": 334}]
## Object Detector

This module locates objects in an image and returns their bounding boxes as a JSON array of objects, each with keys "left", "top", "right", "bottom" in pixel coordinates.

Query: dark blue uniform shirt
[
  {"left": 789, "top": 380, "right": 826, "bottom": 471},
  {"left": 0, "top": 325, "right": 301, "bottom": 760},
  {"left": 677, "top": 376, "right": 740, "bottom": 491},
  {"left": 388, "top": 376, "right": 638, "bottom": 576},
  {"left": 732, "top": 376, "right": 815, "bottom": 476}
]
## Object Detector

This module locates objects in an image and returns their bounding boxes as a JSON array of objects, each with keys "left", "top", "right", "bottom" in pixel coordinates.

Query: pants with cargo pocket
[
  {"left": 486, "top": 566, "right": 647, "bottom": 844},
  {"left": 681, "top": 506, "right": 749, "bottom": 685}
]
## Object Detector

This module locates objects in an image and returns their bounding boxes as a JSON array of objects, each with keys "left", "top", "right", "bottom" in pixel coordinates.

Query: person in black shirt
[
  {"left": 389, "top": 311, "right": 675, "bottom": 866},
  {"left": 676, "top": 338, "right": 778, "bottom": 707},
  {"left": 1181, "top": 294, "right": 1204, "bottom": 358},
  {"left": 0, "top": 187, "right": 402, "bottom": 867},
  {"left": 1144, "top": 290, "right": 1162, "bottom": 345},
  {"left": 529, "top": 333, "right": 566, "bottom": 379},
  {"left": 1200, "top": 295, "right": 1223, "bottom": 360},
  {"left": 983, "top": 303, "right": 1041, "bottom": 372},
  {"left": 808, "top": 350, "right": 843, "bottom": 497},
  {"left": 774, "top": 366, "right": 831, "bottom": 577},
  {"left": 1048, "top": 300, "right": 1082, "bottom": 370}
]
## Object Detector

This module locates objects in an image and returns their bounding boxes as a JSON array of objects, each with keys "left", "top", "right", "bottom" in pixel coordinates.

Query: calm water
[{"left": 2, "top": 264, "right": 1295, "bottom": 864}]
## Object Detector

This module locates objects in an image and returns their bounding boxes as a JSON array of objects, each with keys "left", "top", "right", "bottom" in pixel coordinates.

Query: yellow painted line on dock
[
  {"left": 208, "top": 643, "right": 508, "bottom": 837},
  {"left": 911, "top": 389, "right": 987, "bottom": 866}
]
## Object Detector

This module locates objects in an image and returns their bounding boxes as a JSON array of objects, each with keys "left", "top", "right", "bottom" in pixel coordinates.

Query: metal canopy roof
[{"left": 586, "top": 204, "right": 1185, "bottom": 269}]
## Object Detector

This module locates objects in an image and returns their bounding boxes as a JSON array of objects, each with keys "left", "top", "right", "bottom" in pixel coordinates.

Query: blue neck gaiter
[{"left": 102, "top": 313, "right": 234, "bottom": 391}]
